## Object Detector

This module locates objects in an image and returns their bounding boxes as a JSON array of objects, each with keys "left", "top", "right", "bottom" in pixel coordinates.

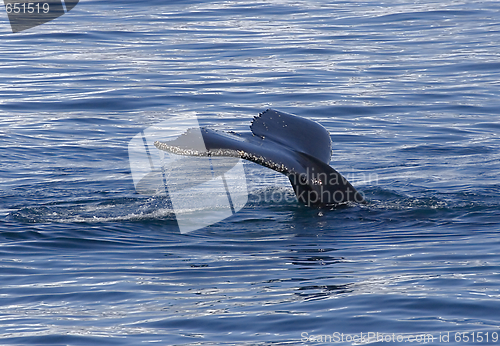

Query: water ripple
[{"left": 1, "top": 0, "right": 500, "bottom": 345}]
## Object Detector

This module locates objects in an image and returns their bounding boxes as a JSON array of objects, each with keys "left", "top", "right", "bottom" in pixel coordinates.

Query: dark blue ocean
[{"left": 1, "top": 1, "right": 500, "bottom": 345}]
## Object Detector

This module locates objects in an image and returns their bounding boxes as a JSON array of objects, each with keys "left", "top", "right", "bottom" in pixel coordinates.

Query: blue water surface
[{"left": 1, "top": 0, "right": 500, "bottom": 345}]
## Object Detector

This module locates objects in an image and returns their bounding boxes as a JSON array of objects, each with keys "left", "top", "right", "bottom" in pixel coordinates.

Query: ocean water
[{"left": 1, "top": 0, "right": 500, "bottom": 345}]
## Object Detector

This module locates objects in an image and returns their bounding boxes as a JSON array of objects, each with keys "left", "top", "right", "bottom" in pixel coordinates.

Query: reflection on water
[{"left": 1, "top": 0, "right": 500, "bottom": 344}]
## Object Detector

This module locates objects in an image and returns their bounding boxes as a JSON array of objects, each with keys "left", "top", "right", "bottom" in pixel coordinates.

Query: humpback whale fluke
[{"left": 154, "top": 109, "right": 365, "bottom": 207}]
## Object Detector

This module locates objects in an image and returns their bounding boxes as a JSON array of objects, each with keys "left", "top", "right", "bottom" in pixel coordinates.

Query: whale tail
[{"left": 155, "top": 109, "right": 365, "bottom": 207}]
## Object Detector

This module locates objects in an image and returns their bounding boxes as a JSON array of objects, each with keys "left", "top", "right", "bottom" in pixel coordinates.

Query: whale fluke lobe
[
  {"left": 250, "top": 109, "right": 333, "bottom": 164},
  {"left": 155, "top": 109, "right": 365, "bottom": 207}
]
